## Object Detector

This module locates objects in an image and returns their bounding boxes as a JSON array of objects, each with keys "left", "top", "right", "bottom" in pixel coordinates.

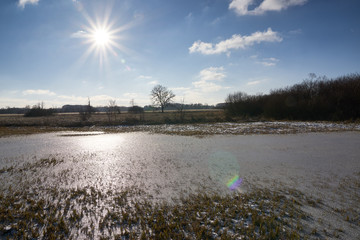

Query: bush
[
  {"left": 24, "top": 104, "right": 54, "bottom": 117},
  {"left": 128, "top": 106, "right": 144, "bottom": 114},
  {"left": 123, "top": 117, "right": 140, "bottom": 125},
  {"left": 225, "top": 73, "right": 360, "bottom": 121},
  {"left": 79, "top": 99, "right": 95, "bottom": 122}
]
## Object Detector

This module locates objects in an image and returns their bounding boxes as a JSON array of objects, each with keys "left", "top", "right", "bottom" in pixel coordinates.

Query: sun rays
[
  {"left": 73, "top": 10, "right": 134, "bottom": 69},
  {"left": 80, "top": 18, "right": 123, "bottom": 68}
]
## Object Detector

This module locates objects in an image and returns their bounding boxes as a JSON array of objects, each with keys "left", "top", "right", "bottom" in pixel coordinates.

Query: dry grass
[
  {"left": 0, "top": 157, "right": 316, "bottom": 239},
  {"left": 0, "top": 110, "right": 225, "bottom": 137},
  {"left": 0, "top": 110, "right": 225, "bottom": 128},
  {"left": 1, "top": 134, "right": 360, "bottom": 238},
  {"left": 0, "top": 126, "right": 65, "bottom": 137}
]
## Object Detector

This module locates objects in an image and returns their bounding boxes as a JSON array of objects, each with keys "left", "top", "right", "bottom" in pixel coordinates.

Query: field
[
  {"left": 1, "top": 119, "right": 360, "bottom": 239},
  {"left": 1, "top": 109, "right": 359, "bottom": 138},
  {"left": 0, "top": 110, "right": 225, "bottom": 128}
]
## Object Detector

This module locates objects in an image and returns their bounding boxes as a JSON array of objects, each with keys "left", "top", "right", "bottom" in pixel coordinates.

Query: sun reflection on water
[{"left": 74, "top": 133, "right": 124, "bottom": 152}]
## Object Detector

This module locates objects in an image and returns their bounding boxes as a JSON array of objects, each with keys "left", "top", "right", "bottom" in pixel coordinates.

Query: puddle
[{"left": 58, "top": 131, "right": 105, "bottom": 137}]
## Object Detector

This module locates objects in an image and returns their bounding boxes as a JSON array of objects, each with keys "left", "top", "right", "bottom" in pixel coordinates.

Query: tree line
[
  {"left": 0, "top": 84, "right": 217, "bottom": 116},
  {"left": 225, "top": 73, "right": 360, "bottom": 121}
]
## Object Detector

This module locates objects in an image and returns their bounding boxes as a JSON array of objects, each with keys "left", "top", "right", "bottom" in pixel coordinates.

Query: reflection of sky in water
[{"left": 1, "top": 132, "right": 360, "bottom": 201}]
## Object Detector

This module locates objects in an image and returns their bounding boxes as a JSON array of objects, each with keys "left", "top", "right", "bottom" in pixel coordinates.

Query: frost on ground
[
  {"left": 1, "top": 121, "right": 359, "bottom": 137},
  {"left": 101, "top": 121, "right": 360, "bottom": 136}
]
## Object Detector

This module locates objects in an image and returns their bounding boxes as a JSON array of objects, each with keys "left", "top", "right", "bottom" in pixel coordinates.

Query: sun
[
  {"left": 78, "top": 18, "right": 122, "bottom": 67},
  {"left": 75, "top": 10, "right": 135, "bottom": 69},
  {"left": 81, "top": 20, "right": 129, "bottom": 68},
  {"left": 93, "top": 28, "right": 110, "bottom": 46}
]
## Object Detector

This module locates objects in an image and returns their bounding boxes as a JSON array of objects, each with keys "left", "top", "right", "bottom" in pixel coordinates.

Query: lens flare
[
  {"left": 227, "top": 175, "right": 243, "bottom": 191},
  {"left": 207, "top": 151, "right": 243, "bottom": 191}
]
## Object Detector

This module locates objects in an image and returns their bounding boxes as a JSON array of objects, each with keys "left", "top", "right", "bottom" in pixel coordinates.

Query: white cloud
[
  {"left": 71, "top": 30, "right": 87, "bottom": 38},
  {"left": 138, "top": 75, "right": 152, "bottom": 80},
  {"left": 0, "top": 92, "right": 148, "bottom": 108},
  {"left": 250, "top": 55, "right": 279, "bottom": 66},
  {"left": 0, "top": 97, "right": 29, "bottom": 108},
  {"left": 91, "top": 95, "right": 117, "bottom": 102},
  {"left": 185, "top": 12, "right": 194, "bottom": 23},
  {"left": 229, "top": 0, "right": 253, "bottom": 15},
  {"left": 246, "top": 78, "right": 269, "bottom": 88},
  {"left": 229, "top": 0, "right": 307, "bottom": 16},
  {"left": 137, "top": 75, "right": 158, "bottom": 85},
  {"left": 123, "top": 93, "right": 139, "bottom": 99},
  {"left": 22, "top": 89, "right": 56, "bottom": 96},
  {"left": 192, "top": 81, "right": 225, "bottom": 93},
  {"left": 258, "top": 57, "right": 279, "bottom": 66},
  {"left": 147, "top": 80, "right": 159, "bottom": 85},
  {"left": 192, "top": 67, "right": 229, "bottom": 93},
  {"left": 189, "top": 28, "right": 282, "bottom": 55},
  {"left": 18, "top": 0, "right": 39, "bottom": 8},
  {"left": 199, "top": 67, "right": 226, "bottom": 82},
  {"left": 171, "top": 87, "right": 191, "bottom": 92},
  {"left": 58, "top": 94, "right": 119, "bottom": 106},
  {"left": 173, "top": 88, "right": 225, "bottom": 105},
  {"left": 58, "top": 95, "right": 86, "bottom": 102},
  {"left": 247, "top": 80, "right": 262, "bottom": 85}
]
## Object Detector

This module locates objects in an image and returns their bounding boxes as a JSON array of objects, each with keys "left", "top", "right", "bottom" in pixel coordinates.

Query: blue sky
[{"left": 1, "top": 0, "right": 359, "bottom": 108}]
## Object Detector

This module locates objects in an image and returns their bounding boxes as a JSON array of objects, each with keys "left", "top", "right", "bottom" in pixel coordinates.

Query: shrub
[
  {"left": 79, "top": 99, "right": 95, "bottom": 122},
  {"left": 24, "top": 103, "right": 54, "bottom": 117},
  {"left": 225, "top": 73, "right": 360, "bottom": 121},
  {"left": 128, "top": 106, "right": 144, "bottom": 114}
]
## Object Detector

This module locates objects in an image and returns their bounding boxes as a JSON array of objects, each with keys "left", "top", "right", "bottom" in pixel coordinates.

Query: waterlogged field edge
[{"left": 1, "top": 121, "right": 360, "bottom": 137}]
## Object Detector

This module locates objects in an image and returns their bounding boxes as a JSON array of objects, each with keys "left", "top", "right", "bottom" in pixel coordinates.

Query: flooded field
[{"left": 1, "top": 124, "right": 360, "bottom": 239}]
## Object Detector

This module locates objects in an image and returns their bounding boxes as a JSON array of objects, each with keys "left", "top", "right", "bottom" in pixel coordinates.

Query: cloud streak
[
  {"left": 138, "top": 75, "right": 152, "bottom": 80},
  {"left": 229, "top": 0, "right": 307, "bottom": 16},
  {"left": 18, "top": 0, "right": 39, "bottom": 8},
  {"left": 22, "top": 89, "right": 56, "bottom": 96},
  {"left": 189, "top": 28, "right": 282, "bottom": 55},
  {"left": 71, "top": 30, "right": 87, "bottom": 38},
  {"left": 247, "top": 80, "right": 262, "bottom": 85},
  {"left": 147, "top": 81, "right": 159, "bottom": 85},
  {"left": 253, "top": 56, "right": 279, "bottom": 66},
  {"left": 259, "top": 57, "right": 279, "bottom": 66}
]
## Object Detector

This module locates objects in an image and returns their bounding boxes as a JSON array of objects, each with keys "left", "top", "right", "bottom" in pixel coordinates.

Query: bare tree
[
  {"left": 176, "top": 97, "right": 186, "bottom": 122},
  {"left": 106, "top": 99, "right": 119, "bottom": 122},
  {"left": 79, "top": 97, "right": 94, "bottom": 122},
  {"left": 150, "top": 85, "right": 175, "bottom": 113}
]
